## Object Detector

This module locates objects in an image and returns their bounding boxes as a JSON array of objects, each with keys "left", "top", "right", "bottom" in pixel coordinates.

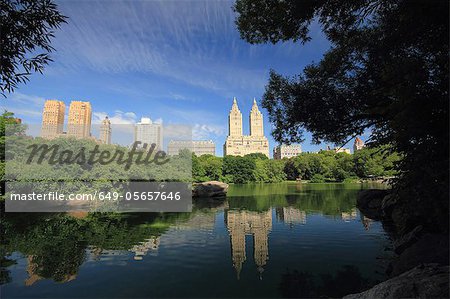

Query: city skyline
[
  {"left": 2, "top": 0, "right": 370, "bottom": 156},
  {"left": 3, "top": 1, "right": 371, "bottom": 156},
  {"left": 37, "top": 98, "right": 366, "bottom": 156}
]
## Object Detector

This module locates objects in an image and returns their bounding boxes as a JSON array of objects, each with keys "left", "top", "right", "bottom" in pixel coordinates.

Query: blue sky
[{"left": 3, "top": 0, "right": 339, "bottom": 156}]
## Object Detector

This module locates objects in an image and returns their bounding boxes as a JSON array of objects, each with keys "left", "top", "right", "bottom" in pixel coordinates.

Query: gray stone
[
  {"left": 343, "top": 263, "right": 449, "bottom": 299},
  {"left": 357, "top": 189, "right": 390, "bottom": 220},
  {"left": 192, "top": 181, "right": 228, "bottom": 198},
  {"left": 393, "top": 225, "right": 423, "bottom": 254},
  {"left": 391, "top": 233, "right": 449, "bottom": 276},
  {"left": 381, "top": 193, "right": 397, "bottom": 218}
]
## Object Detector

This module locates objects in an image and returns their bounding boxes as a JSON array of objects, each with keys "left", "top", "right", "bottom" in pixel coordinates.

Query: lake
[{"left": 1, "top": 182, "right": 392, "bottom": 298}]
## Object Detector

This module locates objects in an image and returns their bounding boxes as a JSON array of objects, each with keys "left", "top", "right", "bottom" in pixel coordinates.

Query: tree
[
  {"left": 234, "top": 0, "right": 449, "bottom": 232},
  {"left": 222, "top": 155, "right": 256, "bottom": 183},
  {"left": 198, "top": 154, "right": 223, "bottom": 181},
  {"left": 0, "top": 0, "right": 67, "bottom": 95}
]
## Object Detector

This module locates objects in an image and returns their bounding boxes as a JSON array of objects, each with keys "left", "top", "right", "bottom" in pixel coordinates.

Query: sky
[{"left": 3, "top": 0, "right": 339, "bottom": 156}]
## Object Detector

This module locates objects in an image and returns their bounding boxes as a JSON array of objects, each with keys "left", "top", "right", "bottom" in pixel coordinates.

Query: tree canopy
[
  {"left": 0, "top": 0, "right": 67, "bottom": 95},
  {"left": 234, "top": 0, "right": 449, "bottom": 231}
]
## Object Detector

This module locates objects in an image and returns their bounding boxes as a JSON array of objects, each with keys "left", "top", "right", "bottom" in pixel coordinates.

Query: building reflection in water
[
  {"left": 276, "top": 207, "right": 306, "bottom": 228},
  {"left": 361, "top": 215, "right": 373, "bottom": 231},
  {"left": 341, "top": 208, "right": 358, "bottom": 222},
  {"left": 225, "top": 209, "right": 272, "bottom": 280},
  {"left": 130, "top": 237, "right": 160, "bottom": 260}
]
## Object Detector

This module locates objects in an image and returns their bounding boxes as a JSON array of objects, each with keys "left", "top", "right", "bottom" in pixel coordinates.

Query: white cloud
[
  {"left": 5, "top": 108, "right": 41, "bottom": 118},
  {"left": 51, "top": 0, "right": 268, "bottom": 94},
  {"left": 193, "top": 124, "right": 225, "bottom": 139},
  {"left": 92, "top": 110, "right": 137, "bottom": 125},
  {"left": 5, "top": 92, "right": 46, "bottom": 107}
]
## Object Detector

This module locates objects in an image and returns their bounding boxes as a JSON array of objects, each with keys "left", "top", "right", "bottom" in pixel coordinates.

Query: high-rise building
[
  {"left": 167, "top": 140, "right": 215, "bottom": 156},
  {"left": 99, "top": 116, "right": 112, "bottom": 145},
  {"left": 223, "top": 98, "right": 269, "bottom": 157},
  {"left": 228, "top": 97, "right": 243, "bottom": 137},
  {"left": 41, "top": 100, "right": 65, "bottom": 139},
  {"left": 353, "top": 137, "right": 365, "bottom": 152},
  {"left": 134, "top": 117, "right": 163, "bottom": 150},
  {"left": 226, "top": 209, "right": 272, "bottom": 280},
  {"left": 67, "top": 101, "right": 92, "bottom": 138},
  {"left": 273, "top": 144, "right": 302, "bottom": 159},
  {"left": 249, "top": 98, "right": 263, "bottom": 137},
  {"left": 276, "top": 207, "right": 306, "bottom": 226}
]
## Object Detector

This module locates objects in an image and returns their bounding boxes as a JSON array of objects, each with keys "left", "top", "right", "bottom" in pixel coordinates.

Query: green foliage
[
  {"left": 1, "top": 0, "right": 67, "bottom": 95},
  {"left": 310, "top": 174, "right": 325, "bottom": 183},
  {"left": 234, "top": 0, "right": 449, "bottom": 231},
  {"left": 196, "top": 147, "right": 397, "bottom": 184},
  {"left": 222, "top": 155, "right": 256, "bottom": 183},
  {"left": 0, "top": 209, "right": 209, "bottom": 284}
]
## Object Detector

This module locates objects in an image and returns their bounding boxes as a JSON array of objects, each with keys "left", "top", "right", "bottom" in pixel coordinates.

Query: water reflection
[
  {"left": 276, "top": 207, "right": 306, "bottom": 227},
  {"left": 1, "top": 183, "right": 390, "bottom": 298},
  {"left": 279, "top": 265, "right": 369, "bottom": 298},
  {"left": 226, "top": 209, "right": 272, "bottom": 279}
]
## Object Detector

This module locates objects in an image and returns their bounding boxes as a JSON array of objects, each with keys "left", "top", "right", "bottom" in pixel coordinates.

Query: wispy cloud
[
  {"left": 52, "top": 0, "right": 269, "bottom": 95},
  {"left": 92, "top": 110, "right": 137, "bottom": 125},
  {"left": 193, "top": 124, "right": 226, "bottom": 139},
  {"left": 5, "top": 92, "right": 46, "bottom": 107},
  {"left": 4, "top": 108, "right": 42, "bottom": 118}
]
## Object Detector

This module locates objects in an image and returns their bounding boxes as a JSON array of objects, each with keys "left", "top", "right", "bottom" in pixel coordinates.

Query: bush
[{"left": 310, "top": 174, "right": 325, "bottom": 183}]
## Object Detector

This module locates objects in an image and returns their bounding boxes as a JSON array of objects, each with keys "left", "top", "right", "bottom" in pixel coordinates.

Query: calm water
[{"left": 1, "top": 183, "right": 392, "bottom": 298}]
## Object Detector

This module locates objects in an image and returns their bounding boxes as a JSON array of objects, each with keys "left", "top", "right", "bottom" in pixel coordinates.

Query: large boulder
[
  {"left": 393, "top": 225, "right": 423, "bottom": 254},
  {"left": 390, "top": 233, "right": 449, "bottom": 276},
  {"left": 356, "top": 189, "right": 390, "bottom": 220},
  {"left": 192, "top": 181, "right": 228, "bottom": 198},
  {"left": 343, "top": 263, "right": 449, "bottom": 299}
]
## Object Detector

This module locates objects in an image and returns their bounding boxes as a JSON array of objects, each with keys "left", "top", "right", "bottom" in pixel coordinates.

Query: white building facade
[
  {"left": 134, "top": 117, "right": 163, "bottom": 150},
  {"left": 273, "top": 144, "right": 302, "bottom": 159}
]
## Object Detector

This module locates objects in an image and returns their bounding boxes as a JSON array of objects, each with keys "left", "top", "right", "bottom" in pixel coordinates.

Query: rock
[
  {"left": 356, "top": 189, "right": 390, "bottom": 220},
  {"left": 381, "top": 193, "right": 397, "bottom": 218},
  {"left": 393, "top": 225, "right": 423, "bottom": 254},
  {"left": 390, "top": 233, "right": 449, "bottom": 276},
  {"left": 192, "top": 181, "right": 228, "bottom": 198},
  {"left": 343, "top": 263, "right": 449, "bottom": 299},
  {"left": 390, "top": 203, "right": 419, "bottom": 236}
]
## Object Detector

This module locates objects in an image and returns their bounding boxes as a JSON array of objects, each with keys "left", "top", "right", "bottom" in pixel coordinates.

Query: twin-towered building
[
  {"left": 41, "top": 100, "right": 93, "bottom": 140},
  {"left": 223, "top": 98, "right": 269, "bottom": 157},
  {"left": 41, "top": 100, "right": 110, "bottom": 144}
]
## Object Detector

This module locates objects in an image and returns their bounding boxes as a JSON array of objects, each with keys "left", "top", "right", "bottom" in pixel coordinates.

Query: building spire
[
  {"left": 231, "top": 97, "right": 240, "bottom": 111},
  {"left": 251, "top": 97, "right": 260, "bottom": 112}
]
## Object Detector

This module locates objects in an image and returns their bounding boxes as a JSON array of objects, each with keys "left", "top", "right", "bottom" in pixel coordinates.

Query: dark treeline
[{"left": 192, "top": 147, "right": 400, "bottom": 184}]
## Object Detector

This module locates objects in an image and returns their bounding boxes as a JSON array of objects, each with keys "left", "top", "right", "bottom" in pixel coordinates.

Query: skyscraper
[
  {"left": 99, "top": 116, "right": 111, "bottom": 145},
  {"left": 249, "top": 98, "right": 263, "bottom": 136},
  {"left": 353, "top": 137, "right": 365, "bottom": 152},
  {"left": 67, "top": 101, "right": 92, "bottom": 138},
  {"left": 226, "top": 209, "right": 272, "bottom": 280},
  {"left": 41, "top": 100, "right": 65, "bottom": 139},
  {"left": 228, "top": 97, "right": 243, "bottom": 137},
  {"left": 223, "top": 97, "right": 269, "bottom": 157},
  {"left": 134, "top": 117, "right": 163, "bottom": 150}
]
